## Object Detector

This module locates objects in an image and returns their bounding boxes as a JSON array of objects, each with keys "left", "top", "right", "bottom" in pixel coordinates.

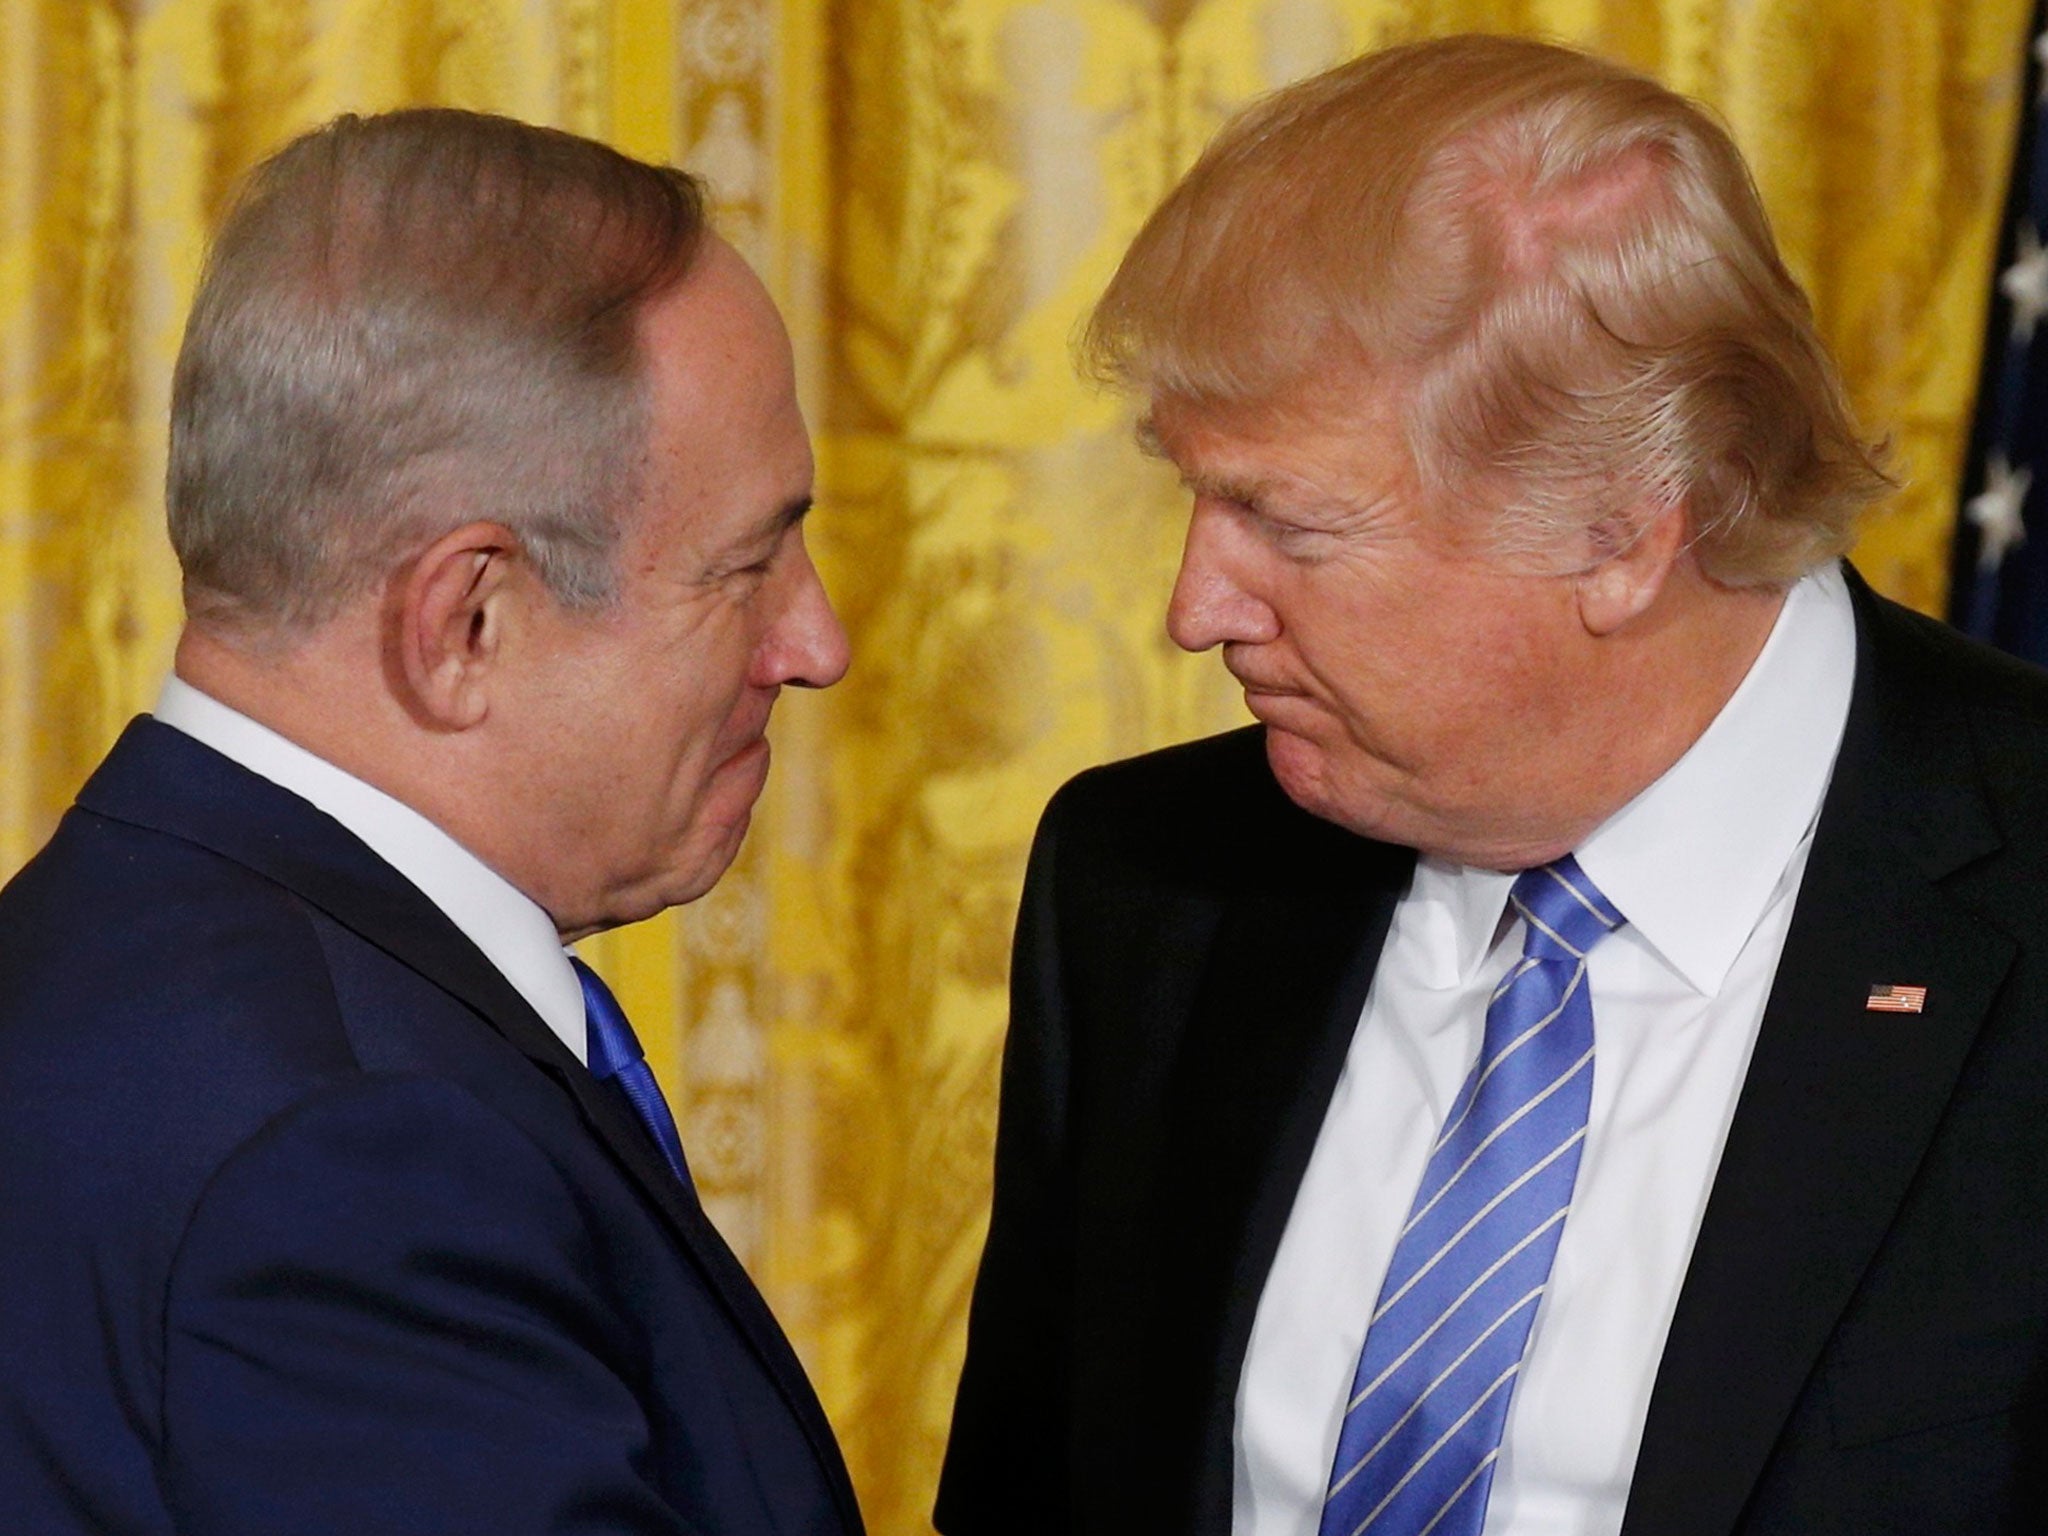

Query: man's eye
[
  {"left": 1260, "top": 516, "right": 1335, "bottom": 560},
  {"left": 728, "top": 546, "right": 780, "bottom": 580}
]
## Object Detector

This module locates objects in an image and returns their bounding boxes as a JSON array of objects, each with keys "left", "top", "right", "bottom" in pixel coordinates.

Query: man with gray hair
[
  {"left": 0, "top": 110, "right": 860, "bottom": 1534},
  {"left": 942, "top": 35, "right": 2048, "bottom": 1536}
]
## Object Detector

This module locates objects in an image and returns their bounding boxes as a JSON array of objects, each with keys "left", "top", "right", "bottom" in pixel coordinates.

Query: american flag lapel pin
[{"left": 1866, "top": 984, "right": 1929, "bottom": 1014}]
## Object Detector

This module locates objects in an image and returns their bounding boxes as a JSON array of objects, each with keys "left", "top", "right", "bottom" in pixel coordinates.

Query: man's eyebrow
[
  {"left": 712, "top": 495, "right": 812, "bottom": 575},
  {"left": 756, "top": 494, "right": 813, "bottom": 541},
  {"left": 1134, "top": 415, "right": 1270, "bottom": 507},
  {"left": 1180, "top": 468, "right": 1271, "bottom": 506}
]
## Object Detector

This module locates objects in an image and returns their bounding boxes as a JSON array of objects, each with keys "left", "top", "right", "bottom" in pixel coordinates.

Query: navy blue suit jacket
[{"left": 0, "top": 719, "right": 863, "bottom": 1536}]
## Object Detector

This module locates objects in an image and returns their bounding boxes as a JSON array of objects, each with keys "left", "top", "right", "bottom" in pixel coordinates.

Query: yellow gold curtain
[{"left": 0, "top": 2, "right": 2032, "bottom": 1532}]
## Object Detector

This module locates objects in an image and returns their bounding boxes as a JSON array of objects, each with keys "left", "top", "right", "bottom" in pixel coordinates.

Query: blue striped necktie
[
  {"left": 572, "top": 957, "right": 693, "bottom": 1188},
  {"left": 1319, "top": 856, "right": 1624, "bottom": 1536}
]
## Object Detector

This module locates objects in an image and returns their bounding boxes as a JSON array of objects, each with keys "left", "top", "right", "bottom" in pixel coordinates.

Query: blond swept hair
[
  {"left": 169, "top": 110, "right": 707, "bottom": 630},
  {"left": 1085, "top": 35, "right": 1892, "bottom": 585}
]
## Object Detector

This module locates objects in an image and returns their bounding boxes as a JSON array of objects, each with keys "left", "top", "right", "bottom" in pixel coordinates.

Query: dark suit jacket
[
  {"left": 0, "top": 720, "right": 863, "bottom": 1536},
  {"left": 937, "top": 569, "right": 2048, "bottom": 1535}
]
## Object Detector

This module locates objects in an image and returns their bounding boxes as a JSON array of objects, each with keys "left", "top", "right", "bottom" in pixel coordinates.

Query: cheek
[
  {"left": 636, "top": 622, "right": 745, "bottom": 739},
  {"left": 656, "top": 661, "right": 764, "bottom": 799},
  {"left": 1432, "top": 596, "right": 1586, "bottom": 760},
  {"left": 1306, "top": 573, "right": 1558, "bottom": 757},
  {"left": 1292, "top": 576, "right": 1460, "bottom": 720},
  {"left": 652, "top": 690, "right": 732, "bottom": 796}
]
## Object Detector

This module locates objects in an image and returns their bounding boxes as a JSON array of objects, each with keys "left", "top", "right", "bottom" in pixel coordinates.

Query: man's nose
[
  {"left": 1165, "top": 502, "right": 1280, "bottom": 654},
  {"left": 763, "top": 535, "right": 851, "bottom": 689}
]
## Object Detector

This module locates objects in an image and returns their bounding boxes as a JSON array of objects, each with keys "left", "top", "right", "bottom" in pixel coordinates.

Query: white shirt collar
[
  {"left": 152, "top": 675, "right": 588, "bottom": 1063},
  {"left": 1575, "top": 563, "right": 1855, "bottom": 993},
  {"left": 1404, "top": 858, "right": 1517, "bottom": 989},
  {"left": 1427, "top": 562, "right": 1857, "bottom": 995}
]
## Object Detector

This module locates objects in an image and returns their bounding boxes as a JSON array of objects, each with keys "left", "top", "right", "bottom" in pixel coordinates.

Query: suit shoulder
[
  {"left": 1044, "top": 727, "right": 1294, "bottom": 856},
  {"left": 1862, "top": 585, "right": 2048, "bottom": 718},
  {"left": 1857, "top": 590, "right": 2048, "bottom": 804},
  {"left": 0, "top": 806, "right": 353, "bottom": 1053},
  {"left": 1050, "top": 727, "right": 1276, "bottom": 819},
  {"left": 0, "top": 808, "right": 360, "bottom": 1200},
  {"left": 0, "top": 809, "right": 374, "bottom": 1451},
  {"left": 1035, "top": 727, "right": 1391, "bottom": 895}
]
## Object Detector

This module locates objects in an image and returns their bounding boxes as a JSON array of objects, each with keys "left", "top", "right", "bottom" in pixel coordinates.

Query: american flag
[
  {"left": 1865, "top": 984, "right": 1929, "bottom": 1015},
  {"left": 1951, "top": 2, "right": 2048, "bottom": 659}
]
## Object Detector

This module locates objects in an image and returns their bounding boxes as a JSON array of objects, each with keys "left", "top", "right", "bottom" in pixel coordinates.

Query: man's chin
[
  {"left": 596, "top": 780, "right": 768, "bottom": 927},
  {"left": 1263, "top": 727, "right": 1333, "bottom": 813},
  {"left": 685, "top": 741, "right": 773, "bottom": 862},
  {"left": 1262, "top": 728, "right": 1410, "bottom": 845},
  {"left": 662, "top": 808, "right": 756, "bottom": 908}
]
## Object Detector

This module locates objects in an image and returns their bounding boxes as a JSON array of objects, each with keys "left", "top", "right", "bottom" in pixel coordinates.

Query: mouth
[
  {"left": 721, "top": 735, "right": 772, "bottom": 779},
  {"left": 715, "top": 690, "right": 781, "bottom": 769},
  {"left": 1234, "top": 676, "right": 1305, "bottom": 706},
  {"left": 1223, "top": 653, "right": 1300, "bottom": 698},
  {"left": 1236, "top": 683, "right": 1324, "bottom": 740}
]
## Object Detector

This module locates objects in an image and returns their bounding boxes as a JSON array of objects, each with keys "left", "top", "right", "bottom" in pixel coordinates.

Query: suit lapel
[
  {"left": 299, "top": 856, "right": 863, "bottom": 1531},
  {"left": 1160, "top": 792, "right": 1414, "bottom": 1533},
  {"left": 1622, "top": 583, "right": 2015, "bottom": 1536},
  {"left": 78, "top": 720, "right": 862, "bottom": 1531}
]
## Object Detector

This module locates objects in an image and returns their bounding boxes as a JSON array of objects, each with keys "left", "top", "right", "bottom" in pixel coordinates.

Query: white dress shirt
[
  {"left": 153, "top": 675, "right": 588, "bottom": 1063},
  {"left": 1233, "top": 564, "right": 1858, "bottom": 1536}
]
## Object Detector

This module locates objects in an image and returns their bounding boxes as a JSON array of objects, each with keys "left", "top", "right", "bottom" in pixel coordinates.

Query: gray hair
[{"left": 168, "top": 109, "right": 708, "bottom": 630}]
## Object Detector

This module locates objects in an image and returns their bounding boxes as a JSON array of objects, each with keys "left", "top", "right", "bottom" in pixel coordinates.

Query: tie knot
[
  {"left": 572, "top": 956, "right": 645, "bottom": 1081},
  {"left": 1508, "top": 855, "right": 1625, "bottom": 964}
]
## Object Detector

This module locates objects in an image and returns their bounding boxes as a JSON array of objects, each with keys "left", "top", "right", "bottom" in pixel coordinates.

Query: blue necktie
[
  {"left": 1320, "top": 856, "right": 1625, "bottom": 1536},
  {"left": 572, "top": 957, "right": 692, "bottom": 1188}
]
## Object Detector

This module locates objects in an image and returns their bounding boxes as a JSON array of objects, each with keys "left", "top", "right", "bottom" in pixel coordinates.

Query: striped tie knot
[{"left": 1507, "top": 856, "right": 1624, "bottom": 967}]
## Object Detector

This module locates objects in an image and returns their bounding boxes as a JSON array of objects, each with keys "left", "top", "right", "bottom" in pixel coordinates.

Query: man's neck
[
  {"left": 174, "top": 618, "right": 388, "bottom": 774},
  {"left": 1446, "top": 575, "right": 1791, "bottom": 873}
]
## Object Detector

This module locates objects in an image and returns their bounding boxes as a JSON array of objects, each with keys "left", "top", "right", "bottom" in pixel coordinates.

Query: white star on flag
[
  {"left": 2002, "top": 223, "right": 2048, "bottom": 345},
  {"left": 1968, "top": 453, "right": 2032, "bottom": 571}
]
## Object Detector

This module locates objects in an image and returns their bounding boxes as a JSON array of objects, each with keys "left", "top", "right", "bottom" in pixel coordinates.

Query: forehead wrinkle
[
  {"left": 1186, "top": 452, "right": 1413, "bottom": 538},
  {"left": 1150, "top": 394, "right": 1419, "bottom": 525},
  {"left": 1168, "top": 428, "right": 1317, "bottom": 512}
]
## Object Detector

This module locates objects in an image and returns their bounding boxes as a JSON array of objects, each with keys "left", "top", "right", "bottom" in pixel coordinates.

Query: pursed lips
[
  {"left": 1230, "top": 667, "right": 1308, "bottom": 702},
  {"left": 1232, "top": 670, "right": 1333, "bottom": 738},
  {"left": 715, "top": 686, "right": 781, "bottom": 766}
]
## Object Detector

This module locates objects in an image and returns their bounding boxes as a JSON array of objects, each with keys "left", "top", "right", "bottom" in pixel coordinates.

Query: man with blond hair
[
  {"left": 0, "top": 112, "right": 861, "bottom": 1533},
  {"left": 941, "top": 35, "right": 2048, "bottom": 1536}
]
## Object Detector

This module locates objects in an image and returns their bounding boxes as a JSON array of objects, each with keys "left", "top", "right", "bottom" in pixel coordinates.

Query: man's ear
[
  {"left": 393, "top": 522, "right": 522, "bottom": 730},
  {"left": 1574, "top": 500, "right": 1688, "bottom": 636}
]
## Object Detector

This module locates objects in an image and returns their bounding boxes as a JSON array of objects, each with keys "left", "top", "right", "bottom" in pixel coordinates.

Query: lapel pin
[{"left": 1866, "top": 984, "right": 1928, "bottom": 1014}]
